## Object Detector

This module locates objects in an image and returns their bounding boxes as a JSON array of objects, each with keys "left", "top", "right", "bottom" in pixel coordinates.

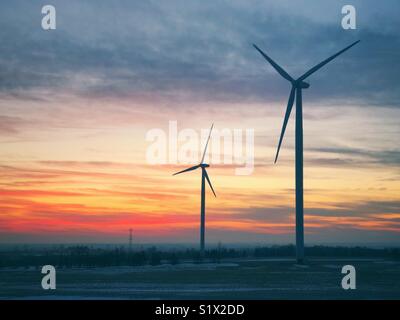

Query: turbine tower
[
  {"left": 173, "top": 124, "right": 216, "bottom": 255},
  {"left": 253, "top": 40, "right": 360, "bottom": 263}
]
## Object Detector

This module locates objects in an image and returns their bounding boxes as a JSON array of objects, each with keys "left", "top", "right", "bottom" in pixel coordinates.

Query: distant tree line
[{"left": 0, "top": 245, "right": 399, "bottom": 268}]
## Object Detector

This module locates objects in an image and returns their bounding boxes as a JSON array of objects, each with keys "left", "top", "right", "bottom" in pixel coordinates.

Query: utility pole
[{"left": 129, "top": 228, "right": 133, "bottom": 252}]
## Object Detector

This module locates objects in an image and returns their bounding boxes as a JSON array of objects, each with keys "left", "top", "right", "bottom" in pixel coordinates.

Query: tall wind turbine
[
  {"left": 173, "top": 124, "right": 216, "bottom": 255},
  {"left": 253, "top": 40, "right": 360, "bottom": 263}
]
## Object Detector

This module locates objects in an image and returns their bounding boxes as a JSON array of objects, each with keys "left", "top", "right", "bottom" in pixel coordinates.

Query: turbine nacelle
[
  {"left": 200, "top": 163, "right": 210, "bottom": 168},
  {"left": 295, "top": 80, "right": 310, "bottom": 89}
]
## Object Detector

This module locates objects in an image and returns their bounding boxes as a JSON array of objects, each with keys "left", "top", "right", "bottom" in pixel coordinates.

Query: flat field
[{"left": 1, "top": 258, "right": 399, "bottom": 299}]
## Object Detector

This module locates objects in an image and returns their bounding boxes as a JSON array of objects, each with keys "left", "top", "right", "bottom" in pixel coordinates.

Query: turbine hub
[
  {"left": 296, "top": 81, "right": 310, "bottom": 89},
  {"left": 201, "top": 163, "right": 210, "bottom": 168}
]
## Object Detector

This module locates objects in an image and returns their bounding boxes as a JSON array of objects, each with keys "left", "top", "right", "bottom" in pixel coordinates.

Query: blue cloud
[{"left": 0, "top": 0, "right": 399, "bottom": 106}]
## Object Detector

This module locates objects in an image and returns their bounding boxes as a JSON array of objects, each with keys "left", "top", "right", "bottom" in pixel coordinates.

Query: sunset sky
[{"left": 0, "top": 0, "right": 399, "bottom": 245}]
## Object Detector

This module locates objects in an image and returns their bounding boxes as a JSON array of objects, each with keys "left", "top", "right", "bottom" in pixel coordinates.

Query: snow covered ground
[{"left": 1, "top": 258, "right": 399, "bottom": 300}]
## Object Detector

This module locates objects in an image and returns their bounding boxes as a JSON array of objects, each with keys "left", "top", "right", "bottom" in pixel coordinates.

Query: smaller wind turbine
[{"left": 173, "top": 124, "right": 216, "bottom": 255}]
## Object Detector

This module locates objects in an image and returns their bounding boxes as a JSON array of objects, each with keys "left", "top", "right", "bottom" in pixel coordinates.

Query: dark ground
[{"left": 1, "top": 257, "right": 399, "bottom": 299}]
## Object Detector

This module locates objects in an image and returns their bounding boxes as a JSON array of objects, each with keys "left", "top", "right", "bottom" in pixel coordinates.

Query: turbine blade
[
  {"left": 172, "top": 164, "right": 200, "bottom": 176},
  {"left": 253, "top": 44, "right": 294, "bottom": 82},
  {"left": 298, "top": 40, "right": 360, "bottom": 81},
  {"left": 275, "top": 86, "right": 296, "bottom": 163},
  {"left": 201, "top": 123, "right": 214, "bottom": 164},
  {"left": 204, "top": 169, "right": 216, "bottom": 197}
]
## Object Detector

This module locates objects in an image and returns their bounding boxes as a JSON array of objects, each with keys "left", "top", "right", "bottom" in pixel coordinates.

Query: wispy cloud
[
  {"left": 309, "top": 147, "right": 400, "bottom": 167},
  {"left": 0, "top": 0, "right": 399, "bottom": 106}
]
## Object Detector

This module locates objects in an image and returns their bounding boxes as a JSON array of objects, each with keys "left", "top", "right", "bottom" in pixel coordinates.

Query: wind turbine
[
  {"left": 253, "top": 40, "right": 360, "bottom": 263},
  {"left": 173, "top": 124, "right": 216, "bottom": 255}
]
